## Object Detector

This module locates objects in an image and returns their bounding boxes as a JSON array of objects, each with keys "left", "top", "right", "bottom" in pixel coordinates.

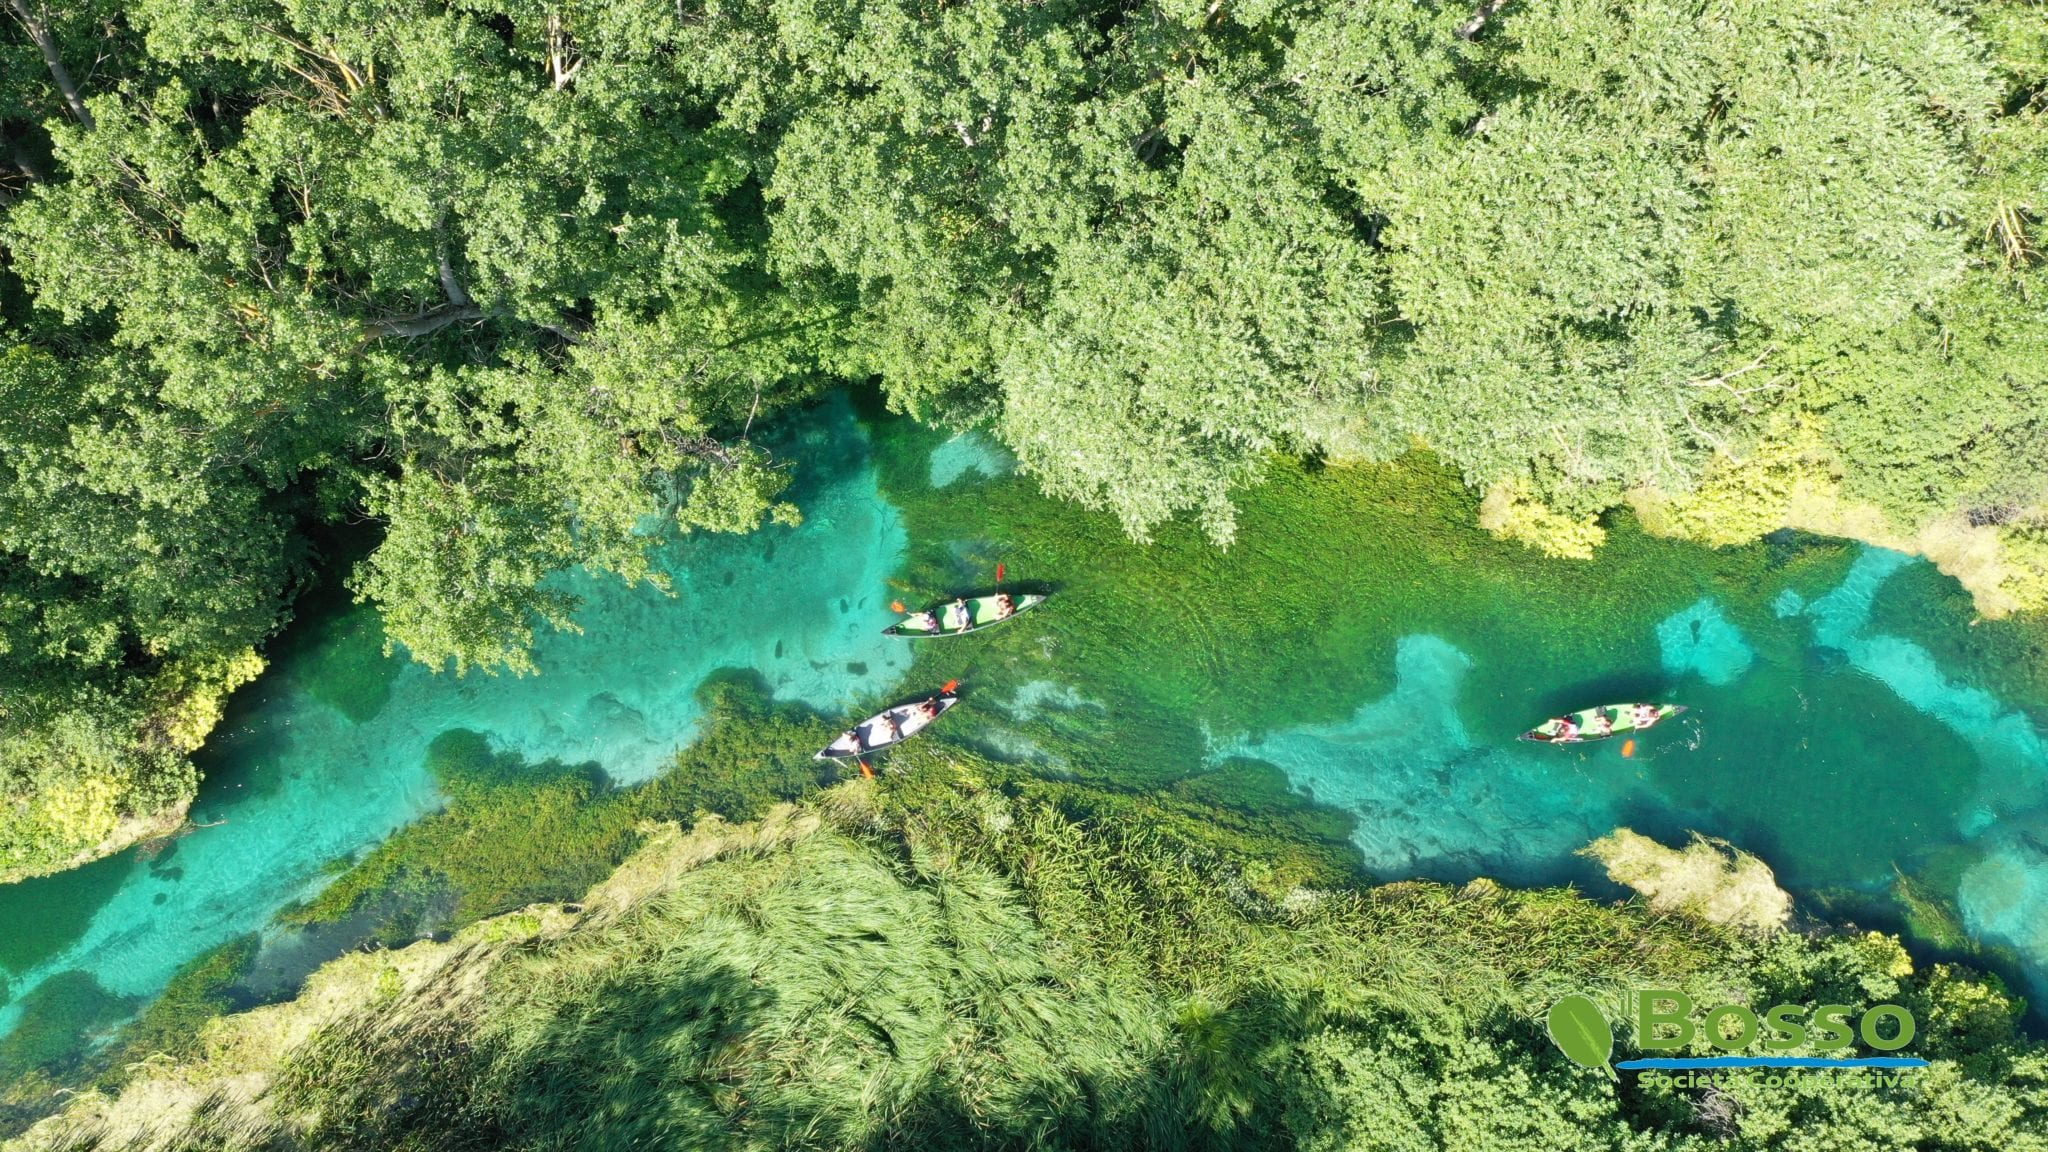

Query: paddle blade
[
  {"left": 996, "top": 563, "right": 1005, "bottom": 583},
  {"left": 1621, "top": 739, "right": 1636, "bottom": 758},
  {"left": 891, "top": 600, "right": 905, "bottom": 613},
  {"left": 942, "top": 679, "right": 959, "bottom": 693},
  {"left": 859, "top": 760, "right": 875, "bottom": 779}
]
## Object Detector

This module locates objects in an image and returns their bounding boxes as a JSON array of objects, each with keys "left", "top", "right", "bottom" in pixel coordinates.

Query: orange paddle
[{"left": 1621, "top": 739, "right": 1636, "bottom": 758}]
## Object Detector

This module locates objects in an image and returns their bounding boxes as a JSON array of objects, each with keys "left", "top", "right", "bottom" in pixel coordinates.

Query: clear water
[
  {"left": 7, "top": 397, "right": 2048, "bottom": 1079},
  {"left": 926, "top": 430, "right": 1015, "bottom": 488},
  {"left": 0, "top": 395, "right": 906, "bottom": 1043}
]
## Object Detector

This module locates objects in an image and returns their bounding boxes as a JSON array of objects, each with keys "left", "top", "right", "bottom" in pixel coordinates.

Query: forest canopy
[{"left": 2, "top": 0, "right": 2046, "bottom": 878}]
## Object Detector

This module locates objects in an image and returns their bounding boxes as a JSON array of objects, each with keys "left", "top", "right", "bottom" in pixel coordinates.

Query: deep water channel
[{"left": 6, "top": 393, "right": 2048, "bottom": 1077}]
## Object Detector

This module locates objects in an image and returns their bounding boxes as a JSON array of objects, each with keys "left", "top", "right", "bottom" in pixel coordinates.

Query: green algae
[
  {"left": 870, "top": 413, "right": 1860, "bottom": 775},
  {"left": 867, "top": 412, "right": 1849, "bottom": 794}
]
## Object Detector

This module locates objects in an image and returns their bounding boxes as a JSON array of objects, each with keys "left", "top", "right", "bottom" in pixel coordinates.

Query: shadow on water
[{"left": 0, "top": 851, "right": 135, "bottom": 984}]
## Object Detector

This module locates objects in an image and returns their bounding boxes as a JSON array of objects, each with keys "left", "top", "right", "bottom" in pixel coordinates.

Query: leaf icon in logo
[{"left": 1547, "top": 995, "right": 1617, "bottom": 1079}]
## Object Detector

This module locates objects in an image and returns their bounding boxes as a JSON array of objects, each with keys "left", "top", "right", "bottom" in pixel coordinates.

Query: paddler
[
  {"left": 992, "top": 592, "right": 1015, "bottom": 620},
  {"left": 904, "top": 609, "right": 939, "bottom": 632},
  {"left": 1632, "top": 703, "right": 1660, "bottom": 729},
  {"left": 1587, "top": 710, "right": 1614, "bottom": 738},
  {"left": 944, "top": 598, "right": 971, "bottom": 631},
  {"left": 1553, "top": 715, "right": 1581, "bottom": 742},
  {"left": 872, "top": 712, "right": 901, "bottom": 745}
]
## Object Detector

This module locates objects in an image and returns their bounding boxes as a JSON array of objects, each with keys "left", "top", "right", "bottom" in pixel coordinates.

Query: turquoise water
[
  {"left": 1216, "top": 551, "right": 2048, "bottom": 912},
  {"left": 7, "top": 397, "right": 2048, "bottom": 1082},
  {"left": 0, "top": 397, "right": 906, "bottom": 1044},
  {"left": 926, "top": 430, "right": 1015, "bottom": 488}
]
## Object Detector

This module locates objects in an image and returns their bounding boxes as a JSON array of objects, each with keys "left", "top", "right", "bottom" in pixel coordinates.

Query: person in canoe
[
  {"left": 872, "top": 711, "right": 901, "bottom": 745},
  {"left": 1587, "top": 709, "right": 1614, "bottom": 738},
  {"left": 1553, "top": 715, "right": 1581, "bottom": 742},
  {"left": 992, "top": 592, "right": 1015, "bottom": 620},
  {"left": 944, "top": 598, "right": 971, "bottom": 631},
  {"left": 903, "top": 609, "right": 939, "bottom": 632},
  {"left": 1632, "top": 703, "right": 1660, "bottom": 729}
]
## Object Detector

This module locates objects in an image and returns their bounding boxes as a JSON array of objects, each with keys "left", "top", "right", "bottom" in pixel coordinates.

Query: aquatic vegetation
[
  {"left": 290, "top": 674, "right": 845, "bottom": 937},
  {"left": 283, "top": 737, "right": 628, "bottom": 932},
  {"left": 0, "top": 398, "right": 905, "bottom": 1080},
  {"left": 1581, "top": 830, "right": 1792, "bottom": 934},
  {"left": 97, "top": 935, "right": 260, "bottom": 1084},
  {"left": 14, "top": 762, "right": 2046, "bottom": 1152},
  {"left": 1892, "top": 867, "right": 1973, "bottom": 955}
]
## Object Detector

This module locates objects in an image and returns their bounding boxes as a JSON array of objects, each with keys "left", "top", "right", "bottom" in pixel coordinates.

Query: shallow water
[
  {"left": 0, "top": 396, "right": 907, "bottom": 1049},
  {"left": 7, "top": 397, "right": 2048, "bottom": 1078}
]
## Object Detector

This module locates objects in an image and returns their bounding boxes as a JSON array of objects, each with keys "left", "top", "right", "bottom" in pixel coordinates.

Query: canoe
[
  {"left": 816, "top": 693, "right": 960, "bottom": 760},
  {"left": 884, "top": 593, "right": 1047, "bottom": 638},
  {"left": 1519, "top": 703, "right": 1687, "bottom": 744}
]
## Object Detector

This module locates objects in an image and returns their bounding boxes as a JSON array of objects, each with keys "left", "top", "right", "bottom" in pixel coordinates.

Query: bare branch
[
  {"left": 364, "top": 304, "right": 485, "bottom": 338},
  {"left": 437, "top": 247, "right": 473, "bottom": 309},
  {"left": 1456, "top": 0, "right": 1510, "bottom": 40},
  {"left": 7, "top": 0, "right": 94, "bottom": 129},
  {"left": 533, "top": 319, "right": 585, "bottom": 344}
]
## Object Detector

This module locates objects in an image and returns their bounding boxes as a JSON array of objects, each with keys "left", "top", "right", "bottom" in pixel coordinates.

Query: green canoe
[
  {"left": 884, "top": 593, "right": 1046, "bottom": 638},
  {"left": 1519, "top": 703, "right": 1687, "bottom": 744}
]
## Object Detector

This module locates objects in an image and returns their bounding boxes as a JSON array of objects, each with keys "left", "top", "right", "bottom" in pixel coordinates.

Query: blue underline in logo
[{"left": 1616, "top": 1057, "right": 1929, "bottom": 1070}]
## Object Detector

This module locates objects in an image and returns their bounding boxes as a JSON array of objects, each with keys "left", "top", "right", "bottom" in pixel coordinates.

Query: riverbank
[{"left": 13, "top": 755, "right": 2045, "bottom": 1151}]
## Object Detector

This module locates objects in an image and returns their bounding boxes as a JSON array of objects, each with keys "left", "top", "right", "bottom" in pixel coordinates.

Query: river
[{"left": 4, "top": 393, "right": 2046, "bottom": 1078}]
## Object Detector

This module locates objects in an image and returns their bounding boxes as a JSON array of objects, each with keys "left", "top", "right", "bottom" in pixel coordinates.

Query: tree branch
[
  {"left": 364, "top": 304, "right": 484, "bottom": 338},
  {"left": 7, "top": 0, "right": 95, "bottom": 129},
  {"left": 1456, "top": 0, "right": 1510, "bottom": 40},
  {"left": 437, "top": 250, "right": 473, "bottom": 308}
]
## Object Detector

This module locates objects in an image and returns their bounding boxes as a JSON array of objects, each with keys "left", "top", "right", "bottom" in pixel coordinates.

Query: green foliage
[
  {"left": 1479, "top": 480, "right": 1609, "bottom": 560},
  {"left": 1633, "top": 415, "right": 1833, "bottom": 549},
  {"left": 2, "top": 0, "right": 2046, "bottom": 889},
  {"left": 31, "top": 761, "right": 2048, "bottom": 1151}
]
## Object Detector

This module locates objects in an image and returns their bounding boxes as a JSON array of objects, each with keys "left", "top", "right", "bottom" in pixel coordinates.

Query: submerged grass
[
  {"left": 859, "top": 408, "right": 1863, "bottom": 786},
  {"left": 286, "top": 673, "right": 844, "bottom": 936}
]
